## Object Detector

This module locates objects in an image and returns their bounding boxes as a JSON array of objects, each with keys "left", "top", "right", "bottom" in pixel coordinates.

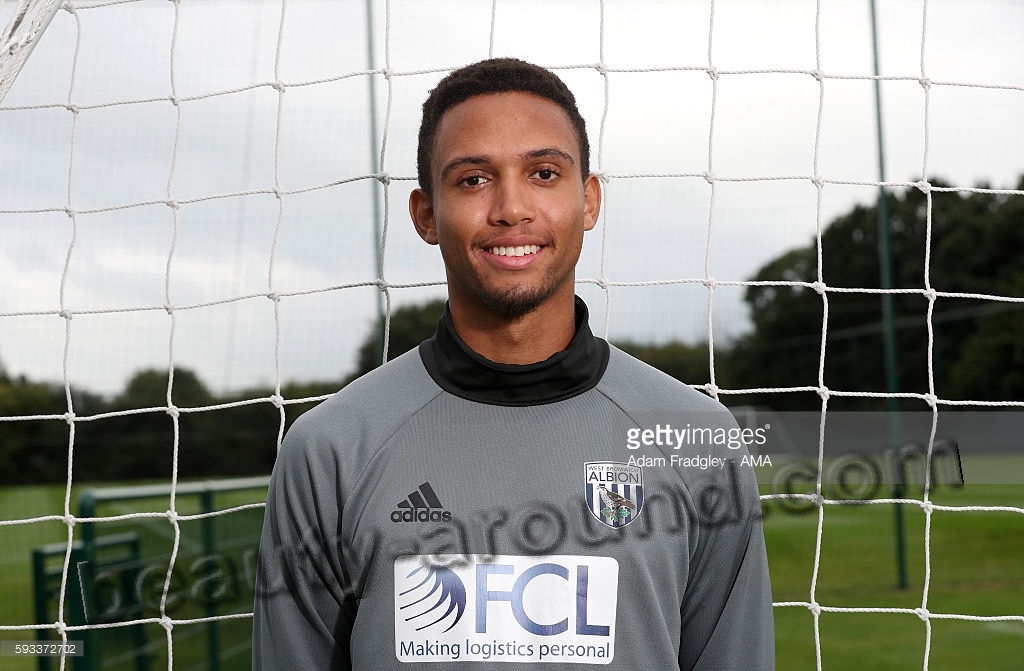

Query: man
[{"left": 254, "top": 58, "right": 774, "bottom": 670}]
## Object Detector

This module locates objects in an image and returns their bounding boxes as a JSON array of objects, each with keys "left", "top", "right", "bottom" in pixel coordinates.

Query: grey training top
[{"left": 254, "top": 298, "right": 774, "bottom": 670}]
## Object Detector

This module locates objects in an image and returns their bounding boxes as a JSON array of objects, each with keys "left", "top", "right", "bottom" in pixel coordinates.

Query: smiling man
[
  {"left": 254, "top": 58, "right": 774, "bottom": 670},
  {"left": 408, "top": 66, "right": 601, "bottom": 366}
]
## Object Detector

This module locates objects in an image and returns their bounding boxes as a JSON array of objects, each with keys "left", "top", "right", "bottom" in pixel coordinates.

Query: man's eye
[
  {"left": 535, "top": 169, "right": 557, "bottom": 180},
  {"left": 461, "top": 175, "right": 485, "bottom": 187}
]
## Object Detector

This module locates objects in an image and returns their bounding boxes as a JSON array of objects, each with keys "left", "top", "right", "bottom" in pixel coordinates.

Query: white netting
[{"left": 1, "top": 1, "right": 1022, "bottom": 669}]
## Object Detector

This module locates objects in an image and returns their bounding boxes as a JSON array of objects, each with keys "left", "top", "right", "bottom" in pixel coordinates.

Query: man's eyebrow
[
  {"left": 524, "top": 147, "right": 576, "bottom": 165},
  {"left": 439, "top": 148, "right": 577, "bottom": 181},
  {"left": 440, "top": 156, "right": 489, "bottom": 180}
]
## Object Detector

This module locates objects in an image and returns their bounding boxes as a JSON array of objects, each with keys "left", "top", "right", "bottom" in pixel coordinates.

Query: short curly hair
[{"left": 416, "top": 58, "right": 590, "bottom": 195}]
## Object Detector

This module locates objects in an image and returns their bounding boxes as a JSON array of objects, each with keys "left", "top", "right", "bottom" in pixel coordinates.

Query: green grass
[
  {"left": 762, "top": 464, "right": 1024, "bottom": 670},
  {"left": 0, "top": 480, "right": 265, "bottom": 671},
  {"left": 1, "top": 466, "right": 1022, "bottom": 671}
]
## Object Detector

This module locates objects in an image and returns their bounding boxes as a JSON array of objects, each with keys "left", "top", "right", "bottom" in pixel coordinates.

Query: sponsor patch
[{"left": 394, "top": 554, "right": 618, "bottom": 664}]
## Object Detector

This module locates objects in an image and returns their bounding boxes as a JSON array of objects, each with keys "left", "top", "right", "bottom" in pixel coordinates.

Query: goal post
[{"left": 0, "top": 0, "right": 62, "bottom": 104}]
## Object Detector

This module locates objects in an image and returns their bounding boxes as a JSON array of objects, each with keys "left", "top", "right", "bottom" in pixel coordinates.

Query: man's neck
[{"left": 446, "top": 291, "right": 578, "bottom": 365}]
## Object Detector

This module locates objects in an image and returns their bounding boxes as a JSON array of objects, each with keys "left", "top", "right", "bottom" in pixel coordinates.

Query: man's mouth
[{"left": 486, "top": 245, "right": 541, "bottom": 257}]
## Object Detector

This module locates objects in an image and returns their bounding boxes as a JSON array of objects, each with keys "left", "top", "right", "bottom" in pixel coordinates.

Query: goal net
[{"left": 1, "top": 1, "right": 1021, "bottom": 669}]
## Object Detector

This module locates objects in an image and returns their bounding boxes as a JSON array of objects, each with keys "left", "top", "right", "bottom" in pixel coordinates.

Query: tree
[
  {"left": 615, "top": 341, "right": 713, "bottom": 387},
  {"left": 113, "top": 367, "right": 214, "bottom": 409},
  {"left": 725, "top": 176, "right": 1024, "bottom": 409},
  {"left": 0, "top": 377, "right": 66, "bottom": 483},
  {"left": 352, "top": 299, "right": 447, "bottom": 379}
]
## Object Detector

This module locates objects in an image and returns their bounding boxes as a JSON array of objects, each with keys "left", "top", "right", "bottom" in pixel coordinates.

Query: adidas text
[{"left": 391, "top": 508, "right": 452, "bottom": 523}]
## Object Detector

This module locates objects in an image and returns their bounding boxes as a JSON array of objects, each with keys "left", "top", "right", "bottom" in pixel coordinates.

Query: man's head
[
  {"left": 409, "top": 59, "right": 601, "bottom": 324},
  {"left": 416, "top": 58, "right": 590, "bottom": 196}
]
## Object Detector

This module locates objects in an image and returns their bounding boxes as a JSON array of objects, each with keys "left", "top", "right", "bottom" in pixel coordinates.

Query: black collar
[{"left": 418, "top": 296, "right": 610, "bottom": 406}]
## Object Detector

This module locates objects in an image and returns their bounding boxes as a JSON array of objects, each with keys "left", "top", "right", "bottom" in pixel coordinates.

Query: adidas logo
[{"left": 390, "top": 482, "right": 453, "bottom": 523}]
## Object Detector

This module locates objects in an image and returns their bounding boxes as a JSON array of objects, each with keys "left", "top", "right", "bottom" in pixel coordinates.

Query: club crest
[{"left": 585, "top": 461, "right": 644, "bottom": 528}]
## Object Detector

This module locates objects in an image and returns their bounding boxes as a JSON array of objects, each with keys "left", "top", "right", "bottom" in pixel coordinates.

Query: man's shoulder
[
  {"left": 599, "top": 343, "right": 730, "bottom": 415},
  {"left": 282, "top": 347, "right": 440, "bottom": 451}
]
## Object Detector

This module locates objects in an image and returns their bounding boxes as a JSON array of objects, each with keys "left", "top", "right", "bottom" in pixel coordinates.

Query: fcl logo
[{"left": 585, "top": 462, "right": 644, "bottom": 528}]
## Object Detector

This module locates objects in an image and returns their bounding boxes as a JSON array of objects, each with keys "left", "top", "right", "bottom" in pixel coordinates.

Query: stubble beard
[
  {"left": 474, "top": 263, "right": 574, "bottom": 318},
  {"left": 445, "top": 226, "right": 583, "bottom": 318},
  {"left": 479, "top": 284, "right": 550, "bottom": 318}
]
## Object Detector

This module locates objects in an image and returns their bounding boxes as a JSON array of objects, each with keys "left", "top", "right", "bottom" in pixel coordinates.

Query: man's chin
[{"left": 480, "top": 290, "right": 547, "bottom": 318}]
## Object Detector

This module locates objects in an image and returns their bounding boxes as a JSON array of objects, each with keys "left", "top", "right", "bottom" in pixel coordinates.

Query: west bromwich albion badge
[{"left": 585, "top": 461, "right": 644, "bottom": 528}]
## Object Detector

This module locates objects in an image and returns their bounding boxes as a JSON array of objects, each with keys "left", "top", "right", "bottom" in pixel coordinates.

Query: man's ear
[
  {"left": 409, "top": 188, "right": 438, "bottom": 245},
  {"left": 582, "top": 173, "right": 602, "bottom": 232}
]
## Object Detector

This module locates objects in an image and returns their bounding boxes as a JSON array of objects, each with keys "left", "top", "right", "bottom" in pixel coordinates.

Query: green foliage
[
  {"left": 725, "top": 177, "right": 1024, "bottom": 409},
  {"left": 615, "top": 340, "right": 712, "bottom": 386},
  {"left": 0, "top": 377, "right": 66, "bottom": 482},
  {"left": 113, "top": 368, "right": 214, "bottom": 408},
  {"left": 0, "top": 300, "right": 444, "bottom": 483},
  {"left": 0, "top": 367, "right": 287, "bottom": 484},
  {"left": 947, "top": 299, "right": 1024, "bottom": 401},
  {"left": 352, "top": 299, "right": 447, "bottom": 379}
]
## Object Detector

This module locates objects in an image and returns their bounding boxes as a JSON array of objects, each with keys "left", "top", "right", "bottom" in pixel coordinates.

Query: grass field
[
  {"left": 0, "top": 480, "right": 265, "bottom": 671},
  {"left": 760, "top": 466, "right": 1024, "bottom": 670},
  {"left": 1, "top": 458, "right": 1021, "bottom": 670}
]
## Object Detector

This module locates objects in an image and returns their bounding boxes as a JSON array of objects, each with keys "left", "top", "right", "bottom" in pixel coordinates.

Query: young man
[{"left": 254, "top": 58, "right": 774, "bottom": 670}]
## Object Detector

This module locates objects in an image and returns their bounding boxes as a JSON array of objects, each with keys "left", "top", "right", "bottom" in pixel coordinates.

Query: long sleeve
[
  {"left": 252, "top": 416, "right": 356, "bottom": 671},
  {"left": 678, "top": 459, "right": 775, "bottom": 670}
]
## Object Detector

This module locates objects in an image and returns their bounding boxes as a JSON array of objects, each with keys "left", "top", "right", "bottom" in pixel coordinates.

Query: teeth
[{"left": 489, "top": 245, "right": 540, "bottom": 257}]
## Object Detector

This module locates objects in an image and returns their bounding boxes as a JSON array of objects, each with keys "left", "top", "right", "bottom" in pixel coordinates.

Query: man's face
[{"left": 410, "top": 91, "right": 601, "bottom": 318}]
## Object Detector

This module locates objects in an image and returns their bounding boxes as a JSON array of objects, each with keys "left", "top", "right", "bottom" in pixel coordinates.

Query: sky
[{"left": 0, "top": 0, "right": 1021, "bottom": 398}]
